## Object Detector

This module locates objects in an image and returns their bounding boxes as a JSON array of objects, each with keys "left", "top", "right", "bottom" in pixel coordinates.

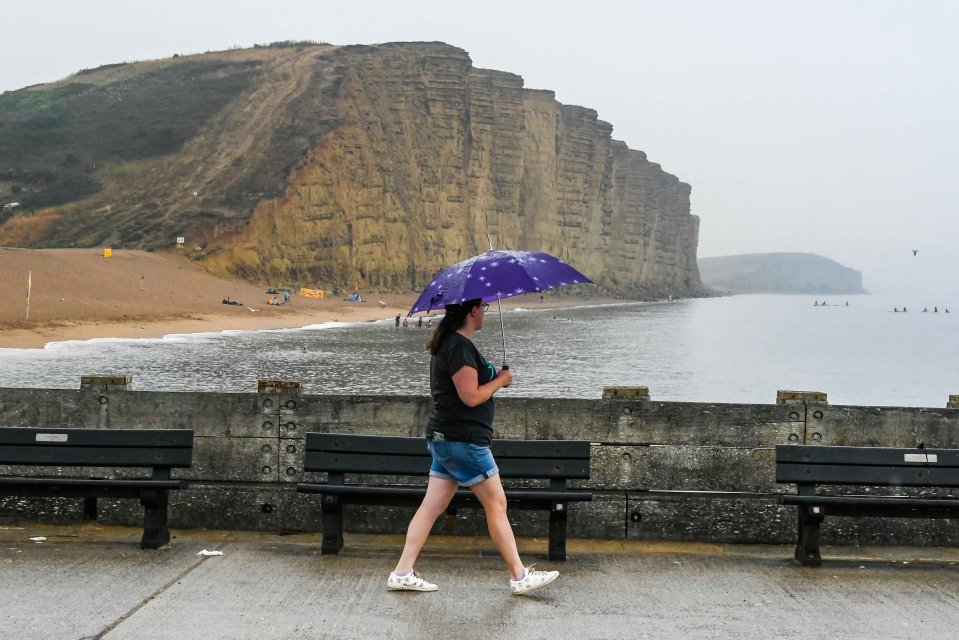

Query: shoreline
[
  {"left": 0, "top": 295, "right": 632, "bottom": 350},
  {"left": 0, "top": 247, "right": 685, "bottom": 351}
]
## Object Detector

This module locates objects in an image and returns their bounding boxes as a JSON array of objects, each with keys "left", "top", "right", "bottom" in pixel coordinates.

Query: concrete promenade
[{"left": 3, "top": 524, "right": 959, "bottom": 640}]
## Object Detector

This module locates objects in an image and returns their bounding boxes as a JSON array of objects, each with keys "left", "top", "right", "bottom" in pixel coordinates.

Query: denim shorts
[{"left": 427, "top": 440, "right": 499, "bottom": 487}]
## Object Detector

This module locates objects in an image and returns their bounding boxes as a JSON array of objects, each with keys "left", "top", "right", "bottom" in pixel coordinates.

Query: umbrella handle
[{"left": 500, "top": 363, "right": 510, "bottom": 387}]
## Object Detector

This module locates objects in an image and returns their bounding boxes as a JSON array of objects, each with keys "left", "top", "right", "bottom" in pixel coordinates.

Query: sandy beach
[{"left": 0, "top": 248, "right": 620, "bottom": 349}]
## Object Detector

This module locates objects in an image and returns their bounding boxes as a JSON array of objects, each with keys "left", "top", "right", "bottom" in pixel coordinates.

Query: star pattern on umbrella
[{"left": 409, "top": 248, "right": 592, "bottom": 316}]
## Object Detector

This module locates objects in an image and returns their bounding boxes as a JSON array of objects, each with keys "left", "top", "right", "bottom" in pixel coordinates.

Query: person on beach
[{"left": 388, "top": 298, "right": 559, "bottom": 596}]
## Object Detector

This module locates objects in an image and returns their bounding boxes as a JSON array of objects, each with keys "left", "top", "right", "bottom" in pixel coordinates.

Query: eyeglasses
[{"left": 480, "top": 303, "right": 490, "bottom": 313}]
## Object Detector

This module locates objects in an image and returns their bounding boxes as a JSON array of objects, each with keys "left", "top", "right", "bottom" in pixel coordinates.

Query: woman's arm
[{"left": 451, "top": 365, "right": 514, "bottom": 407}]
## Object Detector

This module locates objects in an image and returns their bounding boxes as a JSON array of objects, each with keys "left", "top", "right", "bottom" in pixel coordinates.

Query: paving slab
[
  {"left": 2, "top": 524, "right": 959, "bottom": 639},
  {"left": 0, "top": 525, "right": 208, "bottom": 640}
]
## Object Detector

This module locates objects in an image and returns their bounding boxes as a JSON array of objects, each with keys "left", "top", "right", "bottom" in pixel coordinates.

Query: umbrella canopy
[{"left": 409, "top": 249, "right": 592, "bottom": 315}]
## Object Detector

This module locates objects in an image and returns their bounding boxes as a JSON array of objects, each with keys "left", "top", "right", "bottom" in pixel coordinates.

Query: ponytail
[{"left": 426, "top": 298, "right": 482, "bottom": 355}]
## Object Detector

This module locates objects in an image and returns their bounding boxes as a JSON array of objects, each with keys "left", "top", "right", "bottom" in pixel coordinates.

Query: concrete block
[
  {"left": 257, "top": 380, "right": 302, "bottom": 393},
  {"left": 776, "top": 390, "right": 827, "bottom": 405},
  {"left": 0, "top": 494, "right": 87, "bottom": 524},
  {"left": 813, "top": 405, "right": 959, "bottom": 448},
  {"left": 626, "top": 493, "right": 794, "bottom": 544},
  {"left": 187, "top": 436, "right": 279, "bottom": 483},
  {"left": 600, "top": 401, "right": 802, "bottom": 447},
  {"left": 524, "top": 398, "right": 602, "bottom": 440},
  {"left": 98, "top": 482, "right": 296, "bottom": 532},
  {"left": 602, "top": 386, "right": 650, "bottom": 400},
  {"left": 80, "top": 375, "right": 132, "bottom": 391},
  {"left": 9, "top": 389, "right": 281, "bottom": 438},
  {"left": 283, "top": 395, "right": 430, "bottom": 436},
  {"left": 278, "top": 437, "right": 305, "bottom": 483},
  {"left": 592, "top": 445, "right": 778, "bottom": 492}
]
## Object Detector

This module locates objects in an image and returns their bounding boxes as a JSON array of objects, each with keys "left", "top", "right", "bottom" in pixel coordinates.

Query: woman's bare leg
[
  {"left": 469, "top": 474, "right": 526, "bottom": 579},
  {"left": 393, "top": 476, "right": 460, "bottom": 573}
]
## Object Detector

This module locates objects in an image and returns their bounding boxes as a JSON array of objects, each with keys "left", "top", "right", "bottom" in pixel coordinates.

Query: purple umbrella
[{"left": 409, "top": 249, "right": 593, "bottom": 366}]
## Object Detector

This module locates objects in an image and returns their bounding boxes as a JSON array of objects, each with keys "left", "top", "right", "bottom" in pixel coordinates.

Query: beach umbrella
[{"left": 408, "top": 249, "right": 593, "bottom": 368}]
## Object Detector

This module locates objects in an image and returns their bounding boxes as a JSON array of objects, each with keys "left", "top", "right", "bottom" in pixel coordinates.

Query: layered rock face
[
  {"left": 210, "top": 43, "right": 701, "bottom": 296},
  {"left": 0, "top": 42, "right": 702, "bottom": 297}
]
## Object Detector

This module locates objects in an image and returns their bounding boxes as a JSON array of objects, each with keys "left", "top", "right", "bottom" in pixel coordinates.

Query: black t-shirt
[{"left": 426, "top": 332, "right": 496, "bottom": 446}]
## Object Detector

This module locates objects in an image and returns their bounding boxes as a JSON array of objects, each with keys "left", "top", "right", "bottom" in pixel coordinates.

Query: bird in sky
[{"left": 912, "top": 249, "right": 919, "bottom": 256}]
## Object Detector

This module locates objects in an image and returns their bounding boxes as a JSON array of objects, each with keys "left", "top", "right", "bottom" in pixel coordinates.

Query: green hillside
[{"left": 698, "top": 253, "right": 864, "bottom": 294}]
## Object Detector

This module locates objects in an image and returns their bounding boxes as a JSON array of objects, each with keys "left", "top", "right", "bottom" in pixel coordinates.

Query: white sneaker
[
  {"left": 510, "top": 566, "right": 559, "bottom": 595},
  {"left": 387, "top": 570, "right": 438, "bottom": 592}
]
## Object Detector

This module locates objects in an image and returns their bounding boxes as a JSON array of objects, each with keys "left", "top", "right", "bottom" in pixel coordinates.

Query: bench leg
[
  {"left": 321, "top": 496, "right": 344, "bottom": 555},
  {"left": 83, "top": 496, "right": 98, "bottom": 521},
  {"left": 140, "top": 489, "right": 171, "bottom": 549},
  {"left": 548, "top": 503, "right": 567, "bottom": 561},
  {"left": 795, "top": 505, "right": 824, "bottom": 567}
]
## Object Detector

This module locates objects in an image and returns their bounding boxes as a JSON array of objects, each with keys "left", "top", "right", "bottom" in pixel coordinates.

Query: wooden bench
[
  {"left": 0, "top": 427, "right": 194, "bottom": 549},
  {"left": 776, "top": 444, "right": 959, "bottom": 566},
  {"left": 297, "top": 433, "right": 593, "bottom": 560}
]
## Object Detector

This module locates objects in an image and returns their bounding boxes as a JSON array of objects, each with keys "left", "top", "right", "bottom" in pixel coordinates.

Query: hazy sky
[{"left": 3, "top": 1, "right": 956, "bottom": 297}]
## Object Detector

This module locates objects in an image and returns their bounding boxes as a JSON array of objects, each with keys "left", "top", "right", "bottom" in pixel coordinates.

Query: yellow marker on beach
[
  {"left": 26, "top": 270, "right": 31, "bottom": 321},
  {"left": 103, "top": 247, "right": 112, "bottom": 258}
]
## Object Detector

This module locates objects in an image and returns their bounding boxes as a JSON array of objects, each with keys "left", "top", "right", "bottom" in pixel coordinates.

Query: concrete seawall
[{"left": 2, "top": 383, "right": 958, "bottom": 547}]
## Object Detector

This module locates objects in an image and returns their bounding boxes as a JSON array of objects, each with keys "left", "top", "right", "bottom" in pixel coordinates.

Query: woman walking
[{"left": 388, "top": 298, "right": 559, "bottom": 595}]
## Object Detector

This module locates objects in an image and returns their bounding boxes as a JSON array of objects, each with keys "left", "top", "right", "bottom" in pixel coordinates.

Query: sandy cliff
[{"left": 0, "top": 42, "right": 702, "bottom": 297}]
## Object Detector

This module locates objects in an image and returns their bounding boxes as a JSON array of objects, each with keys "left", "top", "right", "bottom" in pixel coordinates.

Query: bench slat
[
  {"left": 303, "top": 451, "right": 590, "bottom": 479},
  {"left": 0, "top": 446, "right": 194, "bottom": 467},
  {"left": 777, "top": 463, "right": 959, "bottom": 488},
  {"left": 0, "top": 428, "right": 194, "bottom": 448},
  {"left": 777, "top": 445, "right": 959, "bottom": 467},
  {"left": 0, "top": 477, "right": 186, "bottom": 490},
  {"left": 780, "top": 494, "right": 959, "bottom": 509},
  {"left": 305, "top": 433, "right": 590, "bottom": 459}
]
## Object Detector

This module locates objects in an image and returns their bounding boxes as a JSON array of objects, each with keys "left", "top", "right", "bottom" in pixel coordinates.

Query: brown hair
[{"left": 425, "top": 298, "right": 483, "bottom": 355}]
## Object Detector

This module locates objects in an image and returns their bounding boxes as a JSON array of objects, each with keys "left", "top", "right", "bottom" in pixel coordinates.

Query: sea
[{"left": 0, "top": 293, "right": 956, "bottom": 408}]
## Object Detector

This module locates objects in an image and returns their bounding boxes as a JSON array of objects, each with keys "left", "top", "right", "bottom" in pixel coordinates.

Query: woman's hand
[{"left": 495, "top": 368, "right": 514, "bottom": 387}]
